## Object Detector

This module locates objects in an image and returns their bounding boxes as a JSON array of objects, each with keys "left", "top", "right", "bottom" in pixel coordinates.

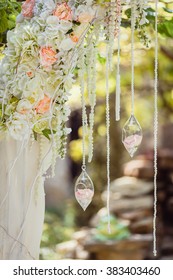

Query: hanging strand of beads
[
  {"left": 75, "top": 42, "right": 94, "bottom": 211},
  {"left": 87, "top": 31, "right": 95, "bottom": 163},
  {"left": 107, "top": 0, "right": 116, "bottom": 69},
  {"left": 106, "top": 45, "right": 111, "bottom": 233},
  {"left": 122, "top": 0, "right": 142, "bottom": 158},
  {"left": 131, "top": 0, "right": 135, "bottom": 116},
  {"left": 88, "top": 24, "right": 100, "bottom": 163},
  {"left": 115, "top": 0, "right": 122, "bottom": 121},
  {"left": 79, "top": 42, "right": 87, "bottom": 170},
  {"left": 153, "top": 0, "right": 158, "bottom": 257}
]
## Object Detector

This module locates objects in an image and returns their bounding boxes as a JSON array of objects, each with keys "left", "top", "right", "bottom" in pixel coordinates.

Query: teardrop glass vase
[
  {"left": 122, "top": 114, "right": 142, "bottom": 157},
  {"left": 75, "top": 170, "right": 94, "bottom": 211}
]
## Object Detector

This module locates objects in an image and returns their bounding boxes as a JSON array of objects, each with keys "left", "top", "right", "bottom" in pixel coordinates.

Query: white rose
[
  {"left": 46, "top": 16, "right": 59, "bottom": 25},
  {"left": 7, "top": 113, "right": 31, "bottom": 141},
  {"left": 16, "top": 99, "right": 33, "bottom": 114},
  {"left": 59, "top": 38, "right": 76, "bottom": 51}
]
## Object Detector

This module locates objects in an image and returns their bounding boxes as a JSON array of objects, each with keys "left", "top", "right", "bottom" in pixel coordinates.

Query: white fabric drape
[{"left": 0, "top": 135, "right": 51, "bottom": 260}]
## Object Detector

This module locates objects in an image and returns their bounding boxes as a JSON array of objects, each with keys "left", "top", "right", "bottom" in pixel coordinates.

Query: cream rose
[
  {"left": 16, "top": 99, "right": 32, "bottom": 114},
  {"left": 78, "top": 13, "right": 94, "bottom": 23},
  {"left": 7, "top": 113, "right": 31, "bottom": 141}
]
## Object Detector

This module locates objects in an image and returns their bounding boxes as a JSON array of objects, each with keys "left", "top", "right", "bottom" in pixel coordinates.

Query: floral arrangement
[
  {"left": 0, "top": 0, "right": 150, "bottom": 158},
  {"left": 0, "top": 1, "right": 101, "bottom": 159},
  {"left": 0, "top": 0, "right": 153, "bottom": 199}
]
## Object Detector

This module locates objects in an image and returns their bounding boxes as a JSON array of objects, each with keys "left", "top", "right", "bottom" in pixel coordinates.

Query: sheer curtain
[{"left": 0, "top": 135, "right": 51, "bottom": 259}]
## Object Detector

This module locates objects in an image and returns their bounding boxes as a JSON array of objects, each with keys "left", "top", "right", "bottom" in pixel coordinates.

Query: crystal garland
[
  {"left": 88, "top": 25, "right": 100, "bottom": 163},
  {"left": 107, "top": 0, "right": 117, "bottom": 69},
  {"left": 106, "top": 45, "right": 111, "bottom": 233},
  {"left": 115, "top": 0, "right": 122, "bottom": 121},
  {"left": 153, "top": 0, "right": 158, "bottom": 257},
  {"left": 122, "top": 0, "right": 143, "bottom": 158},
  {"left": 75, "top": 41, "right": 94, "bottom": 211},
  {"left": 78, "top": 42, "right": 87, "bottom": 170}
]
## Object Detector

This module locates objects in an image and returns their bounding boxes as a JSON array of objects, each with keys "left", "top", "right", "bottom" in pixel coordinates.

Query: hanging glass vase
[
  {"left": 75, "top": 167, "right": 94, "bottom": 211},
  {"left": 122, "top": 114, "right": 142, "bottom": 157}
]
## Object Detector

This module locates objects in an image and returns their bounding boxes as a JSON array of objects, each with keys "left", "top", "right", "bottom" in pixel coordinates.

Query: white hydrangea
[{"left": 34, "top": 0, "right": 56, "bottom": 17}]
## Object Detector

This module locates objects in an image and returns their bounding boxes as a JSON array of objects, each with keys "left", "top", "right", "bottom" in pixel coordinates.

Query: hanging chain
[{"left": 153, "top": 0, "right": 158, "bottom": 257}]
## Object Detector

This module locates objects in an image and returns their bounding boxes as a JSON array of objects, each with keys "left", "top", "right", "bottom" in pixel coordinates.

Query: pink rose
[
  {"left": 78, "top": 13, "right": 94, "bottom": 23},
  {"left": 36, "top": 95, "right": 51, "bottom": 114},
  {"left": 22, "top": 0, "right": 35, "bottom": 18},
  {"left": 40, "top": 46, "right": 57, "bottom": 67},
  {"left": 53, "top": 3, "right": 72, "bottom": 21}
]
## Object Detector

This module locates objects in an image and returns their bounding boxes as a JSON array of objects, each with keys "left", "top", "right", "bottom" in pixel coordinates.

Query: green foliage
[
  {"left": 158, "top": 18, "right": 173, "bottom": 38},
  {"left": 42, "top": 129, "right": 56, "bottom": 140},
  {"left": 40, "top": 204, "right": 76, "bottom": 260},
  {"left": 94, "top": 215, "right": 130, "bottom": 241},
  {"left": 0, "top": 0, "right": 21, "bottom": 43}
]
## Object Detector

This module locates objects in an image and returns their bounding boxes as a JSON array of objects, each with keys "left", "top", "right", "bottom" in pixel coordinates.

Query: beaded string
[
  {"left": 106, "top": 46, "right": 111, "bottom": 233},
  {"left": 153, "top": 0, "right": 158, "bottom": 257},
  {"left": 79, "top": 43, "right": 87, "bottom": 170},
  {"left": 131, "top": 0, "right": 135, "bottom": 116},
  {"left": 116, "top": 0, "right": 122, "bottom": 121}
]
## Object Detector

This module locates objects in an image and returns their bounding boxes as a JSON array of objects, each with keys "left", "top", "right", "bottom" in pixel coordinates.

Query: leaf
[
  {"left": 158, "top": 19, "right": 173, "bottom": 38},
  {"left": 97, "top": 53, "right": 106, "bottom": 64},
  {"left": 146, "top": 7, "right": 155, "bottom": 22},
  {"left": 8, "top": 19, "right": 15, "bottom": 30},
  {"left": 0, "top": 0, "right": 7, "bottom": 10},
  {"left": 33, "top": 131, "right": 37, "bottom": 141},
  {"left": 66, "top": 28, "right": 73, "bottom": 35},
  {"left": 42, "top": 129, "right": 51, "bottom": 140},
  {"left": 163, "top": 7, "right": 173, "bottom": 14},
  {"left": 125, "top": 8, "right": 131, "bottom": 19},
  {"left": 42, "top": 129, "right": 56, "bottom": 140},
  {"left": 0, "top": 10, "right": 8, "bottom": 33}
]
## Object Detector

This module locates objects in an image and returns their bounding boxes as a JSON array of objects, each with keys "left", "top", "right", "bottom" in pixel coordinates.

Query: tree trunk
[{"left": 0, "top": 135, "right": 51, "bottom": 260}]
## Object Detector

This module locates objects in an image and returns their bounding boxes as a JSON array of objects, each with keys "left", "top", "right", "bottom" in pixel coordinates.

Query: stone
[
  {"left": 73, "top": 228, "right": 92, "bottom": 245},
  {"left": 102, "top": 195, "right": 153, "bottom": 212},
  {"left": 118, "top": 209, "right": 152, "bottom": 222},
  {"left": 130, "top": 217, "right": 153, "bottom": 234},
  {"left": 56, "top": 240, "right": 77, "bottom": 259},
  {"left": 123, "top": 159, "right": 154, "bottom": 179},
  {"left": 84, "top": 234, "right": 152, "bottom": 260},
  {"left": 75, "top": 245, "right": 89, "bottom": 260},
  {"left": 108, "top": 176, "right": 153, "bottom": 198}
]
